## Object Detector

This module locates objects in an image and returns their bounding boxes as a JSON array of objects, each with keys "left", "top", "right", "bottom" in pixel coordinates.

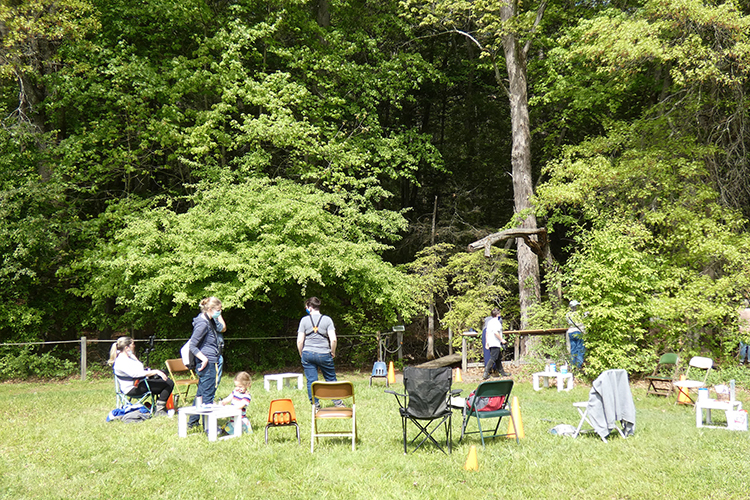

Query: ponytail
[{"left": 108, "top": 336, "right": 132, "bottom": 366}]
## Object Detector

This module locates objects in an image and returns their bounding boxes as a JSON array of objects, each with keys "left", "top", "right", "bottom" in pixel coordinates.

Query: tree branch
[
  {"left": 448, "top": 29, "right": 510, "bottom": 97},
  {"left": 522, "top": 0, "right": 548, "bottom": 59},
  {"left": 467, "top": 227, "right": 549, "bottom": 257}
]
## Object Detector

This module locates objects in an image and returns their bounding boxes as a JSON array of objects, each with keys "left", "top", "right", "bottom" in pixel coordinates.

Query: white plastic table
[
  {"left": 533, "top": 371, "right": 574, "bottom": 392},
  {"left": 178, "top": 404, "right": 242, "bottom": 441},
  {"left": 695, "top": 399, "right": 743, "bottom": 429},
  {"left": 263, "top": 373, "right": 304, "bottom": 391}
]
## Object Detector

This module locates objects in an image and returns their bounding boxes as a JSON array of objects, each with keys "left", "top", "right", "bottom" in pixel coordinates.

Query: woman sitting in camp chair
[{"left": 109, "top": 336, "right": 174, "bottom": 416}]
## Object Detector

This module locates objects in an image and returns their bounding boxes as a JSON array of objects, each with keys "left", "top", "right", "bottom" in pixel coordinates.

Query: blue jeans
[
  {"left": 740, "top": 342, "right": 749, "bottom": 363},
  {"left": 188, "top": 361, "right": 217, "bottom": 426},
  {"left": 301, "top": 350, "right": 337, "bottom": 404},
  {"left": 569, "top": 331, "right": 585, "bottom": 368}
]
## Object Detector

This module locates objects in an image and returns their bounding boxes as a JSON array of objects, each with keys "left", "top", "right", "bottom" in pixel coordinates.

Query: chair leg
[
  {"left": 492, "top": 416, "right": 503, "bottom": 436},
  {"left": 311, "top": 406, "right": 316, "bottom": 453},
  {"left": 447, "top": 414, "right": 452, "bottom": 454},
  {"left": 406, "top": 416, "right": 451, "bottom": 455},
  {"left": 460, "top": 414, "right": 468, "bottom": 442},
  {"left": 477, "top": 415, "right": 485, "bottom": 448},
  {"left": 573, "top": 406, "right": 588, "bottom": 438},
  {"left": 402, "top": 416, "right": 408, "bottom": 454}
]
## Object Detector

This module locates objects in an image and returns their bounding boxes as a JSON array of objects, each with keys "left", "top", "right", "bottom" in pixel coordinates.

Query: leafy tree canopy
[
  {"left": 72, "top": 177, "right": 418, "bottom": 334},
  {"left": 408, "top": 243, "right": 517, "bottom": 337}
]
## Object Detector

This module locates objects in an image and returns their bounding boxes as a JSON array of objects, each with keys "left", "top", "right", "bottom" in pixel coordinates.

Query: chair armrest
[{"left": 385, "top": 389, "right": 406, "bottom": 409}]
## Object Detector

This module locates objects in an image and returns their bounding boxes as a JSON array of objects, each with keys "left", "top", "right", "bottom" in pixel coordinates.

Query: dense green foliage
[
  {"left": 74, "top": 178, "right": 417, "bottom": 330},
  {"left": 1, "top": 0, "right": 750, "bottom": 377},
  {"left": 409, "top": 243, "right": 518, "bottom": 332},
  {"left": 534, "top": 0, "right": 750, "bottom": 375}
]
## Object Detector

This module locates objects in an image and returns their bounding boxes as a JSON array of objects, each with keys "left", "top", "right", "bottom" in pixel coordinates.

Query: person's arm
[
  {"left": 146, "top": 368, "right": 167, "bottom": 380},
  {"left": 297, "top": 329, "right": 306, "bottom": 357},
  {"left": 329, "top": 329, "right": 337, "bottom": 358},
  {"left": 189, "top": 316, "right": 210, "bottom": 371},
  {"left": 216, "top": 314, "right": 226, "bottom": 333},
  {"left": 220, "top": 393, "right": 232, "bottom": 405}
]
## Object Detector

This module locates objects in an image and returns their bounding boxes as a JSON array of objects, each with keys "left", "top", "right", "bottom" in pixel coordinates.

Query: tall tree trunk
[
  {"left": 427, "top": 195, "right": 438, "bottom": 359},
  {"left": 501, "top": 0, "right": 542, "bottom": 353},
  {"left": 316, "top": 0, "right": 330, "bottom": 27}
]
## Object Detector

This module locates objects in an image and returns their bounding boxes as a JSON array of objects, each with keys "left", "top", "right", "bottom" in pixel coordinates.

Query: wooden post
[
  {"left": 397, "top": 331, "right": 403, "bottom": 361},
  {"left": 80, "top": 336, "right": 87, "bottom": 381},
  {"left": 448, "top": 327, "right": 453, "bottom": 356},
  {"left": 462, "top": 336, "right": 467, "bottom": 373}
]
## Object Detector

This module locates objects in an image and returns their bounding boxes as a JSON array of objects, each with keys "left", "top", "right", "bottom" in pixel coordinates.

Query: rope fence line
[
  {"left": 0, "top": 332, "right": 380, "bottom": 348},
  {"left": 0, "top": 333, "right": 386, "bottom": 381}
]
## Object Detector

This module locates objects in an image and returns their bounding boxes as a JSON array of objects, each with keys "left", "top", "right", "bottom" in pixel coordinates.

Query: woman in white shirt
[{"left": 109, "top": 336, "right": 174, "bottom": 416}]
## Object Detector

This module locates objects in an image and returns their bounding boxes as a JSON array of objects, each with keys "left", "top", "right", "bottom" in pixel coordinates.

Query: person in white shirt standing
[{"left": 482, "top": 308, "right": 508, "bottom": 379}]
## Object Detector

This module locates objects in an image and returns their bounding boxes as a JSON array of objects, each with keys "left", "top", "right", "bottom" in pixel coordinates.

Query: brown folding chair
[
  {"left": 164, "top": 358, "right": 199, "bottom": 406},
  {"left": 311, "top": 381, "right": 356, "bottom": 453}
]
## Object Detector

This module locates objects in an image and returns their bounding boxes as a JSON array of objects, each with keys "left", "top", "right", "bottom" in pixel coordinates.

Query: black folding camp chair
[{"left": 386, "top": 366, "right": 461, "bottom": 455}]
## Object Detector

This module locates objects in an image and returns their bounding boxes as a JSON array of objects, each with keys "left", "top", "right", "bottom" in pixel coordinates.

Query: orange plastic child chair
[{"left": 265, "top": 399, "right": 300, "bottom": 444}]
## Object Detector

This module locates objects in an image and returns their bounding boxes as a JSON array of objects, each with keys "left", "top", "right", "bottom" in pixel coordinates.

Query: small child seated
[{"left": 220, "top": 371, "right": 252, "bottom": 434}]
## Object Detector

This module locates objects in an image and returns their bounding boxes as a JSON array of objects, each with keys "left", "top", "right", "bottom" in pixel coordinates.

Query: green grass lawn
[{"left": 1, "top": 370, "right": 749, "bottom": 500}]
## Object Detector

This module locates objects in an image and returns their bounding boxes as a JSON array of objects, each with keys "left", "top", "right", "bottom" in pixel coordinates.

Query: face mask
[{"left": 212, "top": 310, "right": 221, "bottom": 320}]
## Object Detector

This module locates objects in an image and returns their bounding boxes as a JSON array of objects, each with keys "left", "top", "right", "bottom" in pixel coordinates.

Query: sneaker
[{"left": 333, "top": 400, "right": 346, "bottom": 408}]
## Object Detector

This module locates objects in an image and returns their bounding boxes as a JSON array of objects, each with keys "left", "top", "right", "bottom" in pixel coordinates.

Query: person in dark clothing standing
[{"left": 187, "top": 296, "right": 224, "bottom": 429}]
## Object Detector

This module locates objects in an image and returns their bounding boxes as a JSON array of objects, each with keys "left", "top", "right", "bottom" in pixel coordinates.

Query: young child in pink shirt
[{"left": 220, "top": 371, "right": 252, "bottom": 433}]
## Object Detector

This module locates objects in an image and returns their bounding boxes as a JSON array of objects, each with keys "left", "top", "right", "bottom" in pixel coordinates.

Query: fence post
[
  {"left": 462, "top": 336, "right": 467, "bottom": 373},
  {"left": 448, "top": 327, "right": 453, "bottom": 356},
  {"left": 397, "top": 331, "right": 403, "bottom": 361},
  {"left": 80, "top": 336, "right": 87, "bottom": 381}
]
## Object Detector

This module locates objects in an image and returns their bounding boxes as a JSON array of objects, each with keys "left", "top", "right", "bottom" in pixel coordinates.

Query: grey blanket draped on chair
[{"left": 585, "top": 368, "right": 636, "bottom": 440}]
